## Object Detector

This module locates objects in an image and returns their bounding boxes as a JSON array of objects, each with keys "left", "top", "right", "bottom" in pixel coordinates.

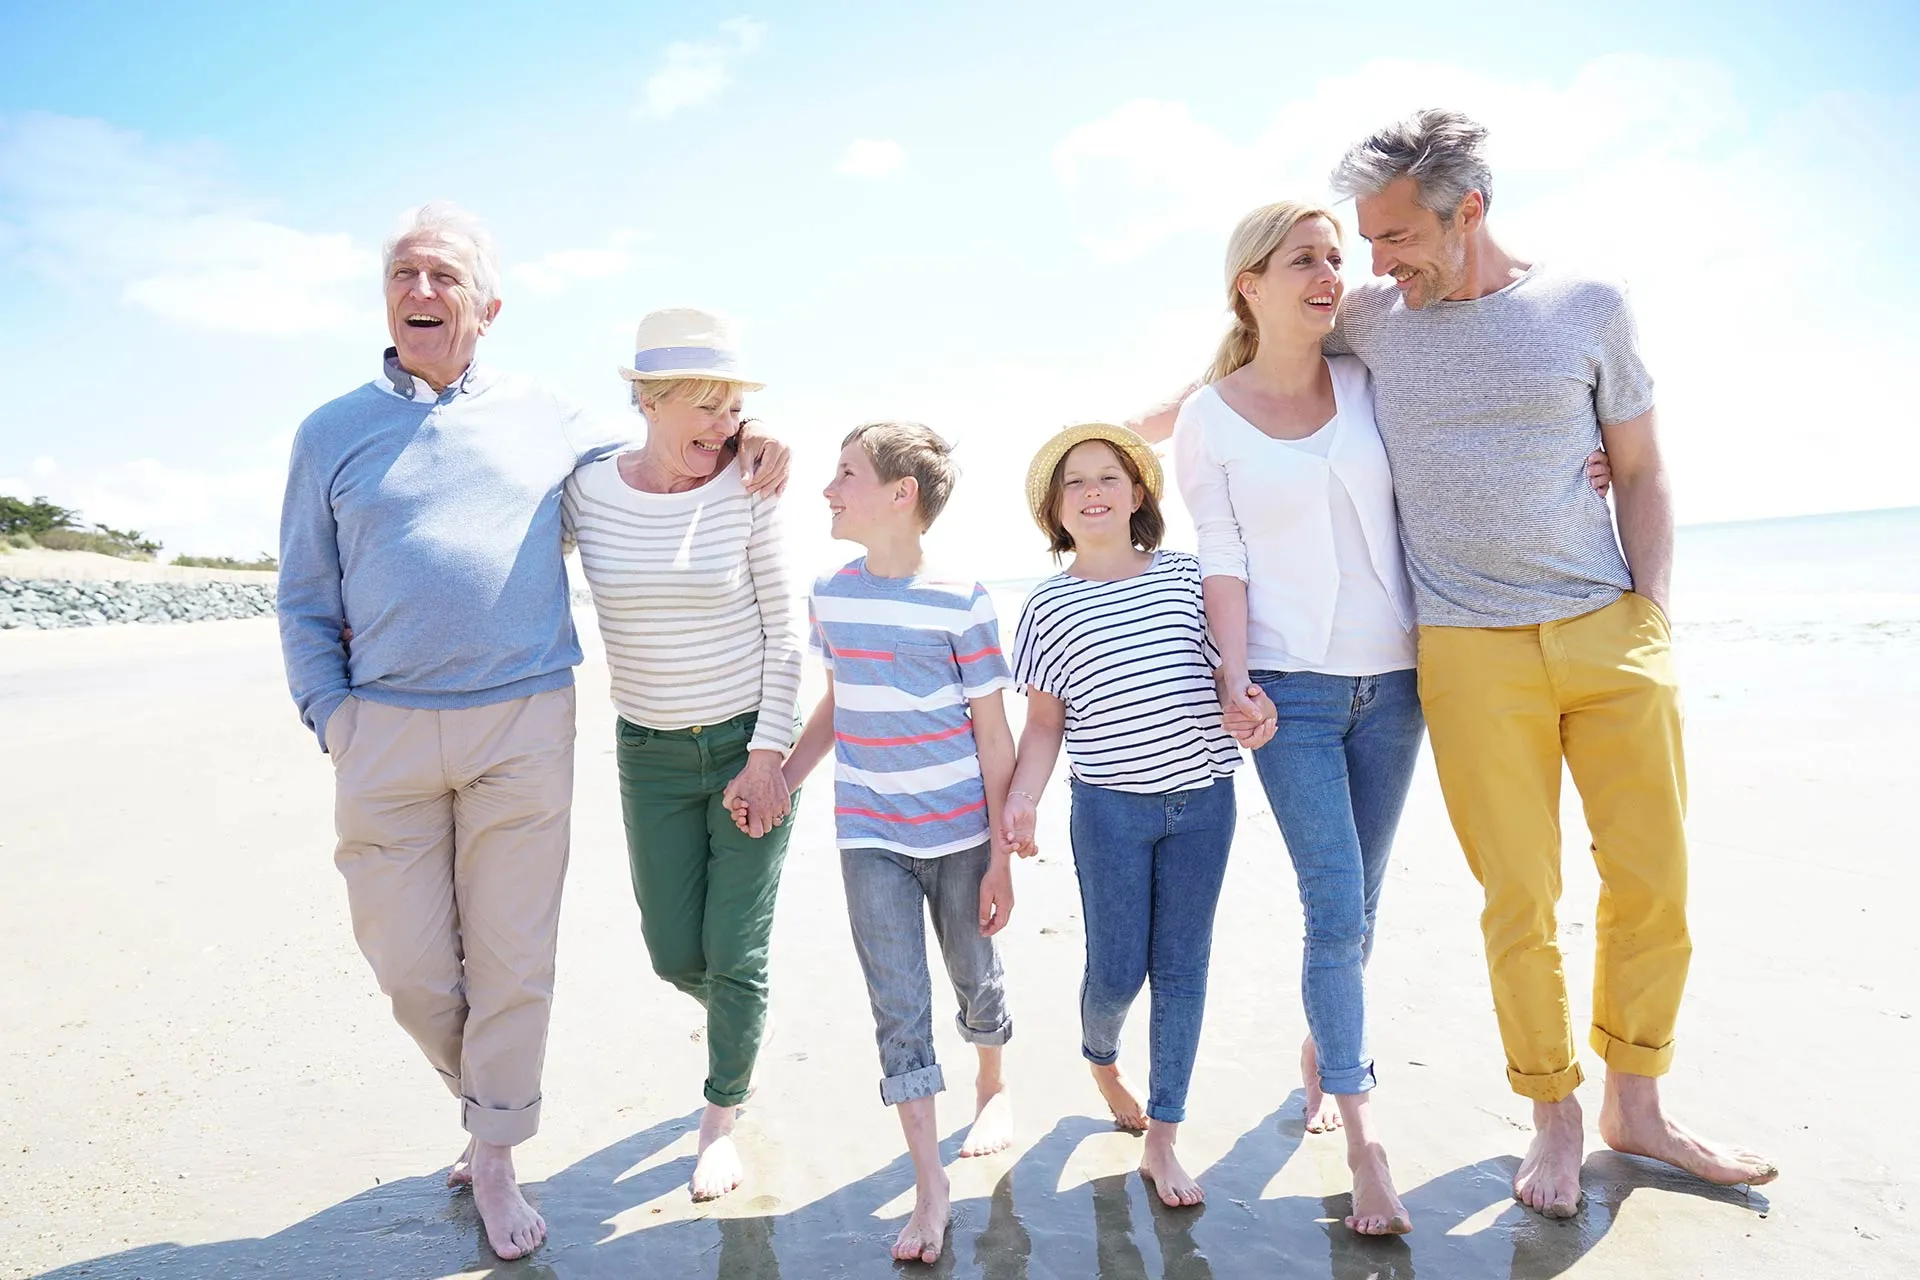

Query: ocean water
[{"left": 986, "top": 505, "right": 1920, "bottom": 628}]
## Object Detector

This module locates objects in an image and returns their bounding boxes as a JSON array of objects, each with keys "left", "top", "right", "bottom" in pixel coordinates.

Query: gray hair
[
  {"left": 1329, "top": 108, "right": 1493, "bottom": 222},
  {"left": 382, "top": 201, "right": 502, "bottom": 303}
]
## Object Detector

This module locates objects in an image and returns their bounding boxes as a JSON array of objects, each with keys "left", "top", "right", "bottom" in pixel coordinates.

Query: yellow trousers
[{"left": 1417, "top": 592, "right": 1690, "bottom": 1102}]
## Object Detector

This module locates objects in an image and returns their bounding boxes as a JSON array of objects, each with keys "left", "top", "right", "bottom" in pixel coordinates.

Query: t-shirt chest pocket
[{"left": 891, "top": 640, "right": 957, "bottom": 697}]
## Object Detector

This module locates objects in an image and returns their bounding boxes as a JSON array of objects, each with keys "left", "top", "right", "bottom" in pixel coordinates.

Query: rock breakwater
[{"left": 0, "top": 578, "right": 277, "bottom": 629}]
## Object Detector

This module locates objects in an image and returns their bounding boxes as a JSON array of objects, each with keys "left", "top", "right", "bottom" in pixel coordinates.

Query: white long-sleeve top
[
  {"left": 564, "top": 458, "right": 802, "bottom": 752},
  {"left": 1172, "top": 355, "right": 1417, "bottom": 676}
]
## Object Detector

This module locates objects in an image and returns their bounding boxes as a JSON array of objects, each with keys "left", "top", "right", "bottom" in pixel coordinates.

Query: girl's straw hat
[
  {"left": 1023, "top": 422, "right": 1164, "bottom": 532},
  {"left": 617, "top": 307, "right": 765, "bottom": 390}
]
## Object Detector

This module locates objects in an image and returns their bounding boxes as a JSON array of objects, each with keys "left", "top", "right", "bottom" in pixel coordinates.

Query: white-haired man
[{"left": 277, "top": 203, "right": 787, "bottom": 1259}]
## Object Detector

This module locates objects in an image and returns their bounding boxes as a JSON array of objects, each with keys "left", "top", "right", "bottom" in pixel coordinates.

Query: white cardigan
[{"left": 1173, "top": 355, "right": 1416, "bottom": 673}]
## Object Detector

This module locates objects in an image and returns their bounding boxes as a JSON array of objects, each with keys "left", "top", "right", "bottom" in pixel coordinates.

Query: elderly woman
[{"left": 563, "top": 307, "right": 802, "bottom": 1202}]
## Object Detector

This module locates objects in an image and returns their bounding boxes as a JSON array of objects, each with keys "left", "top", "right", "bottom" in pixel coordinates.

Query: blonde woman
[
  {"left": 1171, "top": 203, "right": 1612, "bottom": 1235},
  {"left": 563, "top": 308, "right": 802, "bottom": 1203}
]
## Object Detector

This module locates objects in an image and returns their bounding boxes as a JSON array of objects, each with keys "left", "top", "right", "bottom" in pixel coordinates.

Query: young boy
[{"left": 779, "top": 421, "right": 1019, "bottom": 1266}]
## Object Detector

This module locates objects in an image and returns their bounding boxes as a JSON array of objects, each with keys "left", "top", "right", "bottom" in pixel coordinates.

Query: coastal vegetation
[{"left": 0, "top": 494, "right": 274, "bottom": 569}]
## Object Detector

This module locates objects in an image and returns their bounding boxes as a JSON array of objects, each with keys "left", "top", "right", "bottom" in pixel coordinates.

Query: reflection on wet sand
[{"left": 37, "top": 1094, "right": 1767, "bottom": 1279}]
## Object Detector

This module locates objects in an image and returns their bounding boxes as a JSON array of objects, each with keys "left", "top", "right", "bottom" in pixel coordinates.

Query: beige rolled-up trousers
[{"left": 326, "top": 684, "right": 576, "bottom": 1146}]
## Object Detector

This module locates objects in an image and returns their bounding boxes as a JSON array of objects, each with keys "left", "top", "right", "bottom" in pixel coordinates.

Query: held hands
[
  {"left": 1218, "top": 669, "right": 1278, "bottom": 750},
  {"left": 978, "top": 854, "right": 1015, "bottom": 938},
  {"left": 1000, "top": 791, "right": 1040, "bottom": 858},
  {"left": 722, "top": 750, "right": 792, "bottom": 839}
]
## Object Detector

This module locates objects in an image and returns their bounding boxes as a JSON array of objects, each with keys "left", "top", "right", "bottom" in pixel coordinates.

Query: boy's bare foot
[
  {"left": 448, "top": 1136, "right": 475, "bottom": 1189},
  {"left": 470, "top": 1140, "right": 545, "bottom": 1260},
  {"left": 960, "top": 1082, "right": 1014, "bottom": 1157},
  {"left": 1514, "top": 1095, "right": 1584, "bottom": 1218},
  {"left": 1599, "top": 1071, "right": 1777, "bottom": 1187},
  {"left": 1090, "top": 1062, "right": 1148, "bottom": 1132},
  {"left": 1302, "top": 1037, "right": 1341, "bottom": 1133},
  {"left": 892, "top": 1175, "right": 952, "bottom": 1264},
  {"left": 1138, "top": 1122, "right": 1204, "bottom": 1207},
  {"left": 1345, "top": 1140, "right": 1411, "bottom": 1235},
  {"left": 691, "top": 1102, "right": 745, "bottom": 1201}
]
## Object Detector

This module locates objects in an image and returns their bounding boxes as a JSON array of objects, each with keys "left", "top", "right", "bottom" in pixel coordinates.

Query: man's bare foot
[
  {"left": 1138, "top": 1122, "right": 1204, "bottom": 1207},
  {"left": 1302, "top": 1037, "right": 1342, "bottom": 1133},
  {"left": 470, "top": 1140, "right": 545, "bottom": 1260},
  {"left": 892, "top": 1176, "right": 952, "bottom": 1264},
  {"left": 960, "top": 1082, "right": 1014, "bottom": 1157},
  {"left": 1514, "top": 1095, "right": 1585, "bottom": 1218},
  {"left": 1345, "top": 1140, "right": 1411, "bottom": 1235},
  {"left": 1090, "top": 1062, "right": 1148, "bottom": 1132},
  {"left": 1599, "top": 1071, "right": 1778, "bottom": 1187},
  {"left": 691, "top": 1102, "right": 744, "bottom": 1201},
  {"left": 447, "top": 1136, "right": 475, "bottom": 1189}
]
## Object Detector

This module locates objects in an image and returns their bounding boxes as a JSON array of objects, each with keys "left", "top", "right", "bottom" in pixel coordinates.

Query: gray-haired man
[
  {"left": 1320, "top": 109, "right": 1775, "bottom": 1217},
  {"left": 278, "top": 203, "right": 787, "bottom": 1258}
]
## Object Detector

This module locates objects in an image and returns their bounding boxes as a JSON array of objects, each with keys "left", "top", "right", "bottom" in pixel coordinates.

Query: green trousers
[{"left": 616, "top": 711, "right": 798, "bottom": 1107}]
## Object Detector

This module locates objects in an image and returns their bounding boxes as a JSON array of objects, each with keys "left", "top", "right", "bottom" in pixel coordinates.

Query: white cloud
[
  {"left": 0, "top": 112, "right": 376, "bottom": 336},
  {"left": 636, "top": 17, "right": 767, "bottom": 120},
  {"left": 509, "top": 228, "right": 652, "bottom": 297},
  {"left": 836, "top": 138, "right": 907, "bottom": 178}
]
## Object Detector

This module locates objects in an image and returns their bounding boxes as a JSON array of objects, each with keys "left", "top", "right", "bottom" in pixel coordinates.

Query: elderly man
[{"left": 277, "top": 203, "right": 786, "bottom": 1259}]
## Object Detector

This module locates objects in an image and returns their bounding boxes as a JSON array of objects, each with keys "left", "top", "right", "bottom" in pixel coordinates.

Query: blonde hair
[
  {"left": 631, "top": 377, "right": 747, "bottom": 414},
  {"left": 1204, "top": 201, "right": 1343, "bottom": 384},
  {"left": 841, "top": 421, "right": 958, "bottom": 528}
]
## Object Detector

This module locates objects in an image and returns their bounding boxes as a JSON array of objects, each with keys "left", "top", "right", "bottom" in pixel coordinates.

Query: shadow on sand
[{"left": 40, "top": 1093, "right": 1767, "bottom": 1279}]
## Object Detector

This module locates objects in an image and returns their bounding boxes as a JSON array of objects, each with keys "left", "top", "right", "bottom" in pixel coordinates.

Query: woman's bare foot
[
  {"left": 892, "top": 1176, "right": 952, "bottom": 1263},
  {"left": 1514, "top": 1095, "right": 1585, "bottom": 1218},
  {"left": 1599, "top": 1071, "right": 1778, "bottom": 1187},
  {"left": 447, "top": 1136, "right": 475, "bottom": 1189},
  {"left": 1138, "top": 1121, "right": 1204, "bottom": 1207},
  {"left": 1090, "top": 1062, "right": 1148, "bottom": 1132},
  {"left": 1302, "top": 1038, "right": 1341, "bottom": 1133},
  {"left": 691, "top": 1102, "right": 745, "bottom": 1201},
  {"left": 470, "top": 1141, "right": 545, "bottom": 1260},
  {"left": 960, "top": 1083, "right": 1014, "bottom": 1157},
  {"left": 1345, "top": 1140, "right": 1411, "bottom": 1234}
]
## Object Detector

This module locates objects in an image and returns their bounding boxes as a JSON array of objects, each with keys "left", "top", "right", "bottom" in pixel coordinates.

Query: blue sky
[{"left": 2, "top": 0, "right": 1916, "bottom": 568}]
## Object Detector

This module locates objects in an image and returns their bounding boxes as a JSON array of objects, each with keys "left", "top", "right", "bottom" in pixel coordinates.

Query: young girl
[{"left": 1001, "top": 423, "right": 1271, "bottom": 1209}]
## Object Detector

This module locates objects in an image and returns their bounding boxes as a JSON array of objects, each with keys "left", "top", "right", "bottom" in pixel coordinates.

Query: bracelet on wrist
[{"left": 1008, "top": 789, "right": 1038, "bottom": 803}]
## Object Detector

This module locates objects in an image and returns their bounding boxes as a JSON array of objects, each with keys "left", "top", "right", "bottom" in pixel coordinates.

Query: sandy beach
[{"left": 3, "top": 562, "right": 1917, "bottom": 1277}]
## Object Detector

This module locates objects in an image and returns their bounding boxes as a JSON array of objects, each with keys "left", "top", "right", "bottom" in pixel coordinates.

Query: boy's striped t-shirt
[
  {"left": 1013, "top": 550, "right": 1241, "bottom": 794},
  {"left": 809, "top": 559, "right": 1013, "bottom": 857}
]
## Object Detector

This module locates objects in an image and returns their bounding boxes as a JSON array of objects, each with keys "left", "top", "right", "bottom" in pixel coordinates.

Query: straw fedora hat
[
  {"left": 1024, "top": 422, "right": 1164, "bottom": 532},
  {"left": 617, "top": 307, "right": 765, "bottom": 390}
]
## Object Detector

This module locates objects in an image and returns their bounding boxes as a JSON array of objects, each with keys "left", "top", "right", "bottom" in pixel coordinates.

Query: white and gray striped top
[
  {"left": 1330, "top": 265, "right": 1655, "bottom": 628},
  {"left": 564, "top": 457, "right": 801, "bottom": 752}
]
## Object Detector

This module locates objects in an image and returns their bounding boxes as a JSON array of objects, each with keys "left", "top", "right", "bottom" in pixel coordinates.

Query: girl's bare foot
[
  {"left": 470, "top": 1141, "right": 545, "bottom": 1260},
  {"left": 1599, "top": 1071, "right": 1777, "bottom": 1187},
  {"left": 1138, "top": 1122, "right": 1204, "bottom": 1207},
  {"left": 1345, "top": 1140, "right": 1411, "bottom": 1235},
  {"left": 892, "top": 1177, "right": 952, "bottom": 1263},
  {"left": 1302, "top": 1038, "right": 1341, "bottom": 1133},
  {"left": 691, "top": 1102, "right": 744, "bottom": 1201},
  {"left": 1090, "top": 1062, "right": 1148, "bottom": 1132},
  {"left": 447, "top": 1136, "right": 475, "bottom": 1189}
]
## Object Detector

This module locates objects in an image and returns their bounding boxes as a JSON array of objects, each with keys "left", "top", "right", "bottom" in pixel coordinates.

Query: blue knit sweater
[{"left": 278, "top": 351, "right": 629, "bottom": 750}]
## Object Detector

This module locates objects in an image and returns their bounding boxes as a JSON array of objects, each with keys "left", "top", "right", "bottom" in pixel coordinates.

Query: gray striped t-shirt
[{"left": 1330, "top": 265, "right": 1654, "bottom": 628}]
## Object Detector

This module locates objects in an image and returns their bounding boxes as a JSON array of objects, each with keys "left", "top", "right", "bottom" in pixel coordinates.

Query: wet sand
[{"left": 3, "top": 600, "right": 1916, "bottom": 1279}]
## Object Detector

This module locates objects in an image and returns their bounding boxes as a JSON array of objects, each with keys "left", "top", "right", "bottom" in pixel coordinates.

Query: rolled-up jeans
[
  {"left": 840, "top": 843, "right": 1012, "bottom": 1106},
  {"left": 1249, "top": 668, "right": 1424, "bottom": 1096},
  {"left": 1069, "top": 775, "right": 1236, "bottom": 1124}
]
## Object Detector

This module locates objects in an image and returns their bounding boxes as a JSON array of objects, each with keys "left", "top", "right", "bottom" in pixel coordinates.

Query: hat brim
[
  {"left": 618, "top": 365, "right": 766, "bottom": 392},
  {"left": 1024, "top": 423, "right": 1165, "bottom": 533}
]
